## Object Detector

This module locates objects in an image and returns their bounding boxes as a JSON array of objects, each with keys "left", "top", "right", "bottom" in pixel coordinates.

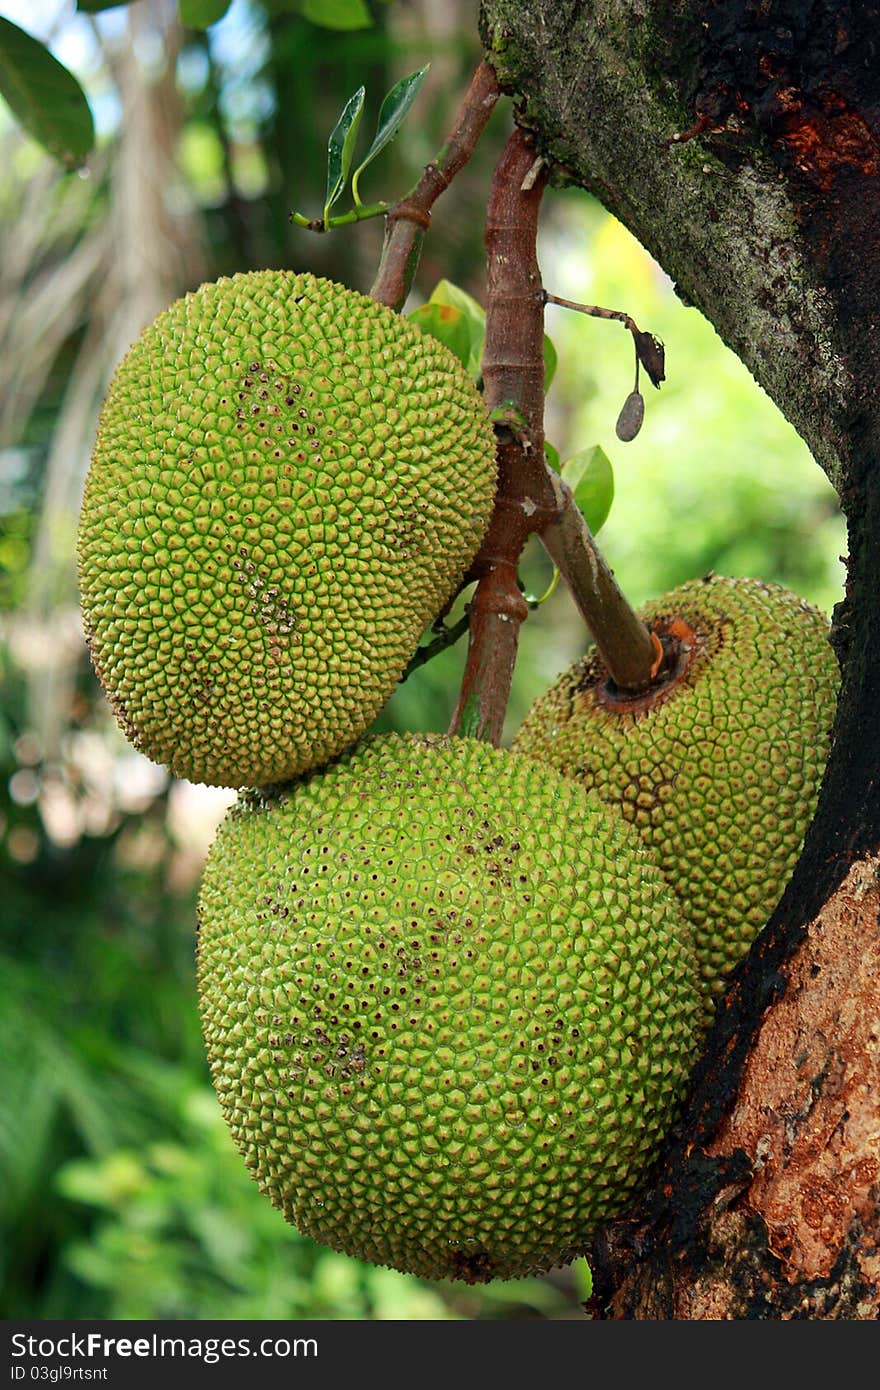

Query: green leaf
[
  {"left": 351, "top": 66, "right": 429, "bottom": 204},
  {"left": 573, "top": 1257, "right": 594, "bottom": 1302},
  {"left": 429, "top": 279, "right": 485, "bottom": 380},
  {"left": 75, "top": 0, "right": 140, "bottom": 12},
  {"left": 407, "top": 302, "right": 470, "bottom": 369},
  {"left": 519, "top": 564, "right": 560, "bottom": 609},
  {"left": 323, "top": 85, "right": 365, "bottom": 226},
  {"left": 562, "top": 444, "right": 615, "bottom": 534},
  {"left": 178, "top": 0, "right": 232, "bottom": 27},
  {"left": 0, "top": 18, "right": 94, "bottom": 167},
  {"left": 426, "top": 280, "right": 556, "bottom": 390},
  {"left": 544, "top": 440, "right": 560, "bottom": 471},
  {"left": 488, "top": 401, "right": 527, "bottom": 432},
  {"left": 301, "top": 0, "right": 372, "bottom": 29},
  {"left": 543, "top": 333, "right": 558, "bottom": 392}
]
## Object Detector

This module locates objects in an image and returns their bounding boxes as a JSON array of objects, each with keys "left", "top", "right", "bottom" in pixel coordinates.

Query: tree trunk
[{"left": 478, "top": 0, "right": 880, "bottom": 1319}]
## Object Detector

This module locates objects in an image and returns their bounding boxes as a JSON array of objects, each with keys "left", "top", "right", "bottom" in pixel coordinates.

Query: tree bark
[{"left": 478, "top": 0, "right": 880, "bottom": 1319}]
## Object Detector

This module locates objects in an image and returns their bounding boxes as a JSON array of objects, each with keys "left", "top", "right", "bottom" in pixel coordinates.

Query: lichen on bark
[{"left": 479, "top": 0, "right": 861, "bottom": 491}]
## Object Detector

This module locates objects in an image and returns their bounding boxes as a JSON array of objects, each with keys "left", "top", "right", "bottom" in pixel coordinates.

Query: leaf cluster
[{"left": 313, "top": 65, "right": 429, "bottom": 230}]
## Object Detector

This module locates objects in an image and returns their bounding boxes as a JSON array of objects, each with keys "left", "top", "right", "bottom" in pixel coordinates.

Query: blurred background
[{"left": 0, "top": 0, "right": 845, "bottom": 1320}]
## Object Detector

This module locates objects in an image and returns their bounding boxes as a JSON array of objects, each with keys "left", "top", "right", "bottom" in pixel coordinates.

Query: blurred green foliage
[{"left": 0, "top": 0, "right": 845, "bottom": 1325}]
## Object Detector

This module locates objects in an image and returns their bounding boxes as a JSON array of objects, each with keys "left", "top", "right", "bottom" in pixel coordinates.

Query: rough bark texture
[{"left": 478, "top": 0, "right": 880, "bottom": 1319}]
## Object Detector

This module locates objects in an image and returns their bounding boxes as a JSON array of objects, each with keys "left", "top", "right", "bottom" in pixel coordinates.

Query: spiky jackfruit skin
[
  {"left": 77, "top": 271, "right": 497, "bottom": 788},
  {"left": 197, "top": 733, "right": 702, "bottom": 1283},
  {"left": 513, "top": 575, "right": 840, "bottom": 1010}
]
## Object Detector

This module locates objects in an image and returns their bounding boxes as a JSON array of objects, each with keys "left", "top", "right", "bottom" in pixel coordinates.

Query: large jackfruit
[
  {"left": 197, "top": 733, "right": 702, "bottom": 1283},
  {"left": 78, "top": 271, "right": 497, "bottom": 788},
  {"left": 513, "top": 575, "right": 840, "bottom": 1009}
]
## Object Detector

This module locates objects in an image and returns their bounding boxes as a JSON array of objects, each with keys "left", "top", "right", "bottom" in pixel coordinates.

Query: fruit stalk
[
  {"left": 541, "top": 474, "right": 660, "bottom": 690},
  {"left": 450, "top": 128, "right": 658, "bottom": 739},
  {"left": 370, "top": 60, "right": 501, "bottom": 311},
  {"left": 450, "top": 127, "right": 556, "bottom": 742}
]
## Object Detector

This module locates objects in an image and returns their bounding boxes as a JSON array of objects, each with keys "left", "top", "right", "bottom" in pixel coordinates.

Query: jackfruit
[
  {"left": 197, "top": 732, "right": 702, "bottom": 1283},
  {"left": 77, "top": 271, "right": 497, "bottom": 788},
  {"left": 513, "top": 575, "right": 839, "bottom": 1009}
]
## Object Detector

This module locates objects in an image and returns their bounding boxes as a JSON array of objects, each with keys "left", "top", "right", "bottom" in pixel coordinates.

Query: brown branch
[
  {"left": 450, "top": 127, "right": 555, "bottom": 740},
  {"left": 544, "top": 292, "right": 666, "bottom": 388},
  {"left": 449, "top": 131, "right": 660, "bottom": 739},
  {"left": 452, "top": 564, "right": 529, "bottom": 744},
  {"left": 369, "top": 60, "right": 501, "bottom": 311},
  {"left": 544, "top": 291, "right": 640, "bottom": 334},
  {"left": 365, "top": 70, "right": 658, "bottom": 729}
]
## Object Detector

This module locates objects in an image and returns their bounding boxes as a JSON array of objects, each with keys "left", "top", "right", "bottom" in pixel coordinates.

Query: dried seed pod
[
  {"left": 615, "top": 390, "right": 645, "bottom": 442},
  {"left": 633, "top": 330, "right": 666, "bottom": 387}
]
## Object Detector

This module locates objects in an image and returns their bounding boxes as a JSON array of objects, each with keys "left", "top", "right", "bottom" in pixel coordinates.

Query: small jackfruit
[
  {"left": 78, "top": 271, "right": 497, "bottom": 788},
  {"left": 197, "top": 733, "right": 702, "bottom": 1283},
  {"left": 513, "top": 575, "right": 840, "bottom": 1009}
]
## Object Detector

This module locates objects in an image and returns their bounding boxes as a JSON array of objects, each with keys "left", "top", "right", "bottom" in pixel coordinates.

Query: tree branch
[
  {"left": 449, "top": 126, "right": 553, "bottom": 740},
  {"left": 449, "top": 127, "right": 659, "bottom": 739},
  {"left": 541, "top": 476, "right": 661, "bottom": 691},
  {"left": 369, "top": 60, "right": 501, "bottom": 311}
]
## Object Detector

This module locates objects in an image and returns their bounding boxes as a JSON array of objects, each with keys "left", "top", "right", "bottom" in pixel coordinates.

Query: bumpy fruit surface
[
  {"left": 513, "top": 575, "right": 839, "bottom": 1009},
  {"left": 78, "top": 271, "right": 497, "bottom": 788},
  {"left": 197, "top": 733, "right": 702, "bottom": 1283}
]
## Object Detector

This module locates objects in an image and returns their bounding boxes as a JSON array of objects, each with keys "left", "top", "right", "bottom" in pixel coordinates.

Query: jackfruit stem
[
  {"left": 451, "top": 128, "right": 659, "bottom": 733},
  {"left": 451, "top": 564, "right": 530, "bottom": 744},
  {"left": 541, "top": 477, "right": 660, "bottom": 692},
  {"left": 451, "top": 128, "right": 553, "bottom": 743},
  {"left": 370, "top": 61, "right": 501, "bottom": 310}
]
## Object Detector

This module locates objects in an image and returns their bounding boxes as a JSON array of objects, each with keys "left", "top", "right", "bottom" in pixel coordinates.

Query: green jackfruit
[
  {"left": 197, "top": 733, "right": 702, "bottom": 1283},
  {"left": 513, "top": 575, "right": 840, "bottom": 1009},
  {"left": 78, "top": 271, "right": 497, "bottom": 788}
]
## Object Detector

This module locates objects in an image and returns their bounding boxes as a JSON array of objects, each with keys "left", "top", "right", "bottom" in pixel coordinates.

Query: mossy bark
[{"left": 478, "top": 0, "right": 880, "bottom": 1319}]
